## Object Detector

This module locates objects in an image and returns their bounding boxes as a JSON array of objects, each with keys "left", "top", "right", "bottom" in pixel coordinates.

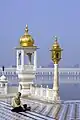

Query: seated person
[{"left": 11, "top": 92, "right": 31, "bottom": 112}]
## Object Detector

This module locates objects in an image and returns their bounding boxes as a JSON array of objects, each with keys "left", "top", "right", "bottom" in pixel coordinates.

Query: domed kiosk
[
  {"left": 0, "top": 75, "right": 8, "bottom": 94},
  {"left": 16, "top": 25, "right": 38, "bottom": 96}
]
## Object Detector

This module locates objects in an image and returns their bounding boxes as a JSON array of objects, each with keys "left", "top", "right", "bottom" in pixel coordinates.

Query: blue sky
[{"left": 0, "top": 0, "right": 80, "bottom": 67}]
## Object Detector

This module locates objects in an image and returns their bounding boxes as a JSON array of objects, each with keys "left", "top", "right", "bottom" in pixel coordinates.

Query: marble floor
[{"left": 0, "top": 98, "right": 80, "bottom": 120}]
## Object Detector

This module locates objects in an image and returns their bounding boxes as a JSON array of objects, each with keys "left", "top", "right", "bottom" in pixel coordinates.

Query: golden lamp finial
[{"left": 50, "top": 36, "right": 63, "bottom": 64}]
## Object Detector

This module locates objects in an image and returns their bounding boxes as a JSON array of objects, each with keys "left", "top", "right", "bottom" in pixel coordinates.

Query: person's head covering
[
  {"left": 17, "top": 92, "right": 21, "bottom": 97},
  {"left": 15, "top": 92, "right": 21, "bottom": 98}
]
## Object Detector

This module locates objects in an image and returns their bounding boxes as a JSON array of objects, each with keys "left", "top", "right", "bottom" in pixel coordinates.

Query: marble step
[
  {"left": 49, "top": 104, "right": 61, "bottom": 119},
  {"left": 33, "top": 104, "right": 46, "bottom": 113},
  {"left": 58, "top": 104, "right": 69, "bottom": 120},
  {"left": 0, "top": 101, "right": 54, "bottom": 120},
  {"left": 76, "top": 104, "right": 80, "bottom": 119},
  {"left": 66, "top": 104, "right": 76, "bottom": 120},
  {"left": 0, "top": 105, "right": 30, "bottom": 120},
  {"left": 40, "top": 104, "right": 53, "bottom": 116}
]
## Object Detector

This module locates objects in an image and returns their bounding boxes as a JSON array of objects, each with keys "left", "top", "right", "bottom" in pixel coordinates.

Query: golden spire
[
  {"left": 24, "top": 24, "right": 28, "bottom": 35},
  {"left": 54, "top": 36, "right": 57, "bottom": 41},
  {"left": 20, "top": 24, "right": 34, "bottom": 47},
  {"left": 52, "top": 36, "right": 60, "bottom": 49}
]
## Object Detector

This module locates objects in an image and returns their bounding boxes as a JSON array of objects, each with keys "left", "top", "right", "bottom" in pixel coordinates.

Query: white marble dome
[{"left": 0, "top": 75, "right": 6, "bottom": 80}]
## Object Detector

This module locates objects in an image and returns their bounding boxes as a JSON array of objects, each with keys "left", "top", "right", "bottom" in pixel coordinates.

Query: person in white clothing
[{"left": 11, "top": 92, "right": 31, "bottom": 112}]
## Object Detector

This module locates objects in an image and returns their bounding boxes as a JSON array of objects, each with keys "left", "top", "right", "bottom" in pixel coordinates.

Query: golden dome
[
  {"left": 52, "top": 36, "right": 60, "bottom": 49},
  {"left": 20, "top": 25, "right": 34, "bottom": 47}
]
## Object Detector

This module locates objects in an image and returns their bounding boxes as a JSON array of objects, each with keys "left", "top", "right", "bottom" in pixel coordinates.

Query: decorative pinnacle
[
  {"left": 54, "top": 36, "right": 58, "bottom": 41},
  {"left": 24, "top": 24, "right": 28, "bottom": 35}
]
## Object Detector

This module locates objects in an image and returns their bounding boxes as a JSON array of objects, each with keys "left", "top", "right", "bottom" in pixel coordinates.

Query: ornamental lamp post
[{"left": 50, "top": 36, "right": 63, "bottom": 103}]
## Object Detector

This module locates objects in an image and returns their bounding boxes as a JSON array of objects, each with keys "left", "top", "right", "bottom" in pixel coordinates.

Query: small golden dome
[
  {"left": 52, "top": 36, "right": 60, "bottom": 49},
  {"left": 20, "top": 25, "right": 34, "bottom": 47}
]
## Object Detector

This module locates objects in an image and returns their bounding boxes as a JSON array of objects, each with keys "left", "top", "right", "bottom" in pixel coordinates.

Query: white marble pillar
[
  {"left": 53, "top": 64, "right": 60, "bottom": 101},
  {"left": 27, "top": 53, "right": 32, "bottom": 65},
  {"left": 21, "top": 50, "right": 24, "bottom": 69},
  {"left": 35, "top": 84, "right": 37, "bottom": 96},
  {"left": 18, "top": 84, "right": 21, "bottom": 92},
  {"left": 16, "top": 50, "right": 19, "bottom": 69},
  {"left": 46, "top": 85, "right": 49, "bottom": 99},
  {"left": 34, "top": 51, "right": 37, "bottom": 70},
  {"left": 1, "top": 83, "right": 3, "bottom": 87},
  {"left": 40, "top": 85, "right": 43, "bottom": 97},
  {"left": 5, "top": 83, "right": 8, "bottom": 94},
  {"left": 30, "top": 84, "right": 32, "bottom": 94}
]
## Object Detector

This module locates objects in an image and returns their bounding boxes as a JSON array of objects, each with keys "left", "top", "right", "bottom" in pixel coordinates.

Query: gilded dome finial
[
  {"left": 24, "top": 24, "right": 28, "bottom": 35},
  {"left": 20, "top": 25, "right": 34, "bottom": 47}
]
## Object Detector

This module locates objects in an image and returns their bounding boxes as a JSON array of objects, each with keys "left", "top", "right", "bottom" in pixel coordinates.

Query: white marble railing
[
  {"left": 0, "top": 67, "right": 80, "bottom": 76},
  {"left": 18, "top": 65, "right": 34, "bottom": 70},
  {"left": 30, "top": 85, "right": 57, "bottom": 102}
]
